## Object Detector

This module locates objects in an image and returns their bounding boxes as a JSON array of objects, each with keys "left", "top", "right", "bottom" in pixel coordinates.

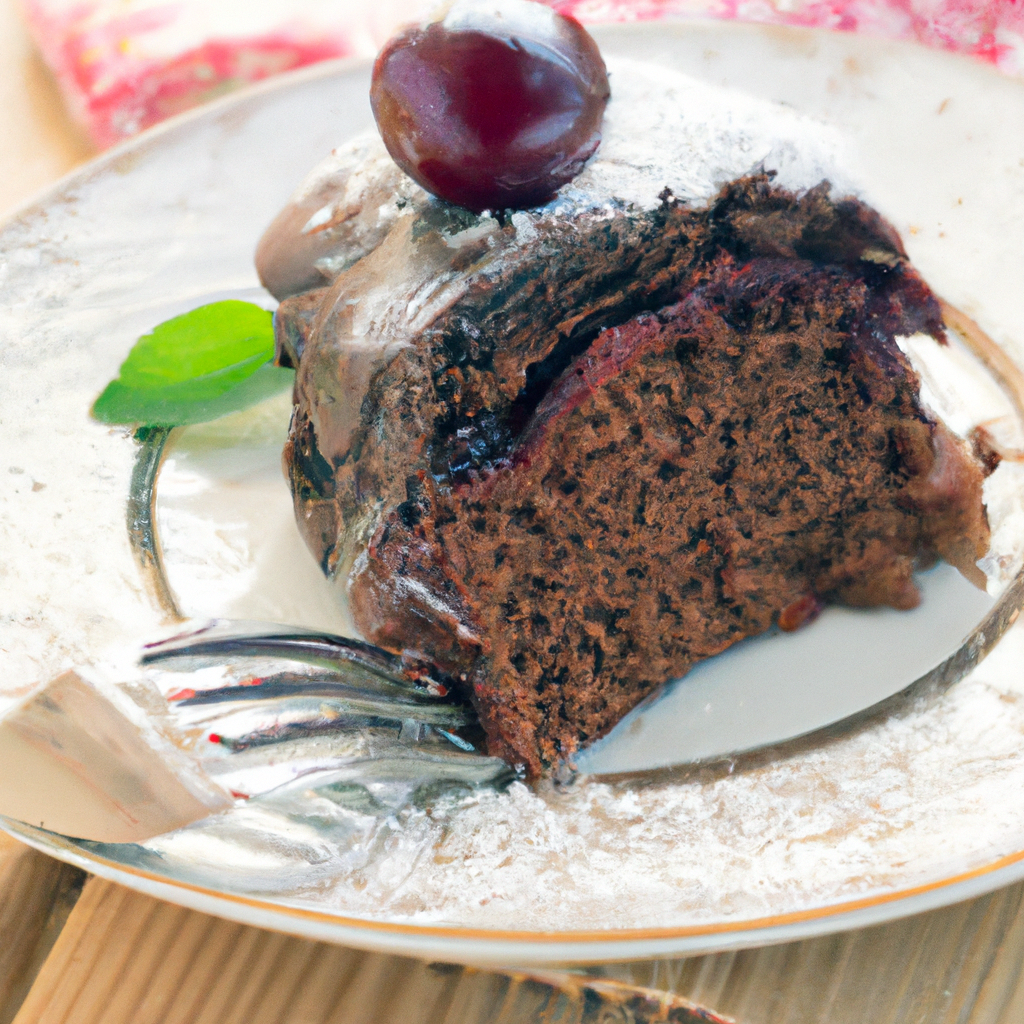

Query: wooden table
[
  {"left": 0, "top": 0, "right": 93, "bottom": 219},
  {"left": 5, "top": 827, "right": 1024, "bottom": 1023},
  {"left": 4, "top": 2, "right": 1024, "bottom": 1019}
]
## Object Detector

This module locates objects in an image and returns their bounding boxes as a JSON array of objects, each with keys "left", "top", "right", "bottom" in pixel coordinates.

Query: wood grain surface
[
  {"left": 3, "top": 4, "right": 1024, "bottom": 1021},
  {"left": 600, "top": 885, "right": 1024, "bottom": 1024},
  {"left": 8, "top": 877, "right": 724, "bottom": 1024},
  {"left": 0, "top": 834, "right": 83, "bottom": 1024},
  {"left": 4, "top": 861, "right": 1024, "bottom": 1024},
  {"left": 0, "top": 0, "right": 94, "bottom": 219}
]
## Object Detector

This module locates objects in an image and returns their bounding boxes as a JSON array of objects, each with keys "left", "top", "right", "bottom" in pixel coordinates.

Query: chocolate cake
[{"left": 258, "top": 61, "right": 990, "bottom": 776}]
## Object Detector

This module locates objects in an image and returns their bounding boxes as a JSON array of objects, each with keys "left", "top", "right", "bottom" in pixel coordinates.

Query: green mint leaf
[
  {"left": 92, "top": 300, "right": 291, "bottom": 426},
  {"left": 96, "top": 362, "right": 294, "bottom": 426}
]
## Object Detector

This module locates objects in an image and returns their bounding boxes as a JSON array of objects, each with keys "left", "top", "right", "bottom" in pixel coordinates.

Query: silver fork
[{"left": 140, "top": 619, "right": 515, "bottom": 804}]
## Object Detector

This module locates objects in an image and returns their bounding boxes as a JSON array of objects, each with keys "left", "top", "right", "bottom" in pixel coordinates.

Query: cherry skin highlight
[{"left": 370, "top": 0, "right": 610, "bottom": 212}]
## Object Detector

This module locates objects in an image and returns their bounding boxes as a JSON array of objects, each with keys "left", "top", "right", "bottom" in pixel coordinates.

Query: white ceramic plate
[{"left": 4, "top": 21, "right": 1024, "bottom": 966}]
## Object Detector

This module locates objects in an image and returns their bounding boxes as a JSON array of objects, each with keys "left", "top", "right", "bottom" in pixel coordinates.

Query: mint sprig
[{"left": 92, "top": 300, "right": 293, "bottom": 427}]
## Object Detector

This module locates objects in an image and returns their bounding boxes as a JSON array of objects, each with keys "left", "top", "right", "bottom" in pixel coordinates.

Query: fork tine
[
  {"left": 173, "top": 687, "right": 476, "bottom": 733},
  {"left": 144, "top": 620, "right": 488, "bottom": 765},
  {"left": 172, "top": 675, "right": 456, "bottom": 711},
  {"left": 140, "top": 621, "right": 506, "bottom": 795},
  {"left": 141, "top": 619, "right": 446, "bottom": 692},
  {"left": 209, "top": 730, "right": 516, "bottom": 799}
]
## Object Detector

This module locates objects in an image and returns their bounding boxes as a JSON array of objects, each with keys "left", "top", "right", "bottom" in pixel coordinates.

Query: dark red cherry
[{"left": 370, "top": 0, "right": 610, "bottom": 212}]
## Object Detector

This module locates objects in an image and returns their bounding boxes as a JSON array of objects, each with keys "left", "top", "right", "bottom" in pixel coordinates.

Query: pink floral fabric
[
  {"left": 19, "top": 0, "right": 1024, "bottom": 149},
  {"left": 556, "top": 0, "right": 1024, "bottom": 74},
  {"left": 20, "top": 0, "right": 430, "bottom": 147}
]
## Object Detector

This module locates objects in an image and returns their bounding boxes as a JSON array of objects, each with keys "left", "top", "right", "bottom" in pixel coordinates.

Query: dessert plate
[{"left": 4, "top": 21, "right": 1024, "bottom": 966}]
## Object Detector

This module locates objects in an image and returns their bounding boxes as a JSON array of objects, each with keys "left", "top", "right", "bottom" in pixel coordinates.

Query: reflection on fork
[{"left": 142, "top": 620, "right": 516, "bottom": 809}]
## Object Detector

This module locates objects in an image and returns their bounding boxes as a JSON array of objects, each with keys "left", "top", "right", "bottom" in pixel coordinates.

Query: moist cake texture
[{"left": 259, "top": 63, "right": 990, "bottom": 777}]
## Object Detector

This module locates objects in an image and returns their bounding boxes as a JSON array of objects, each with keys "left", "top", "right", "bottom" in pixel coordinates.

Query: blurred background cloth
[{"left": 16, "top": 0, "right": 1024, "bottom": 151}]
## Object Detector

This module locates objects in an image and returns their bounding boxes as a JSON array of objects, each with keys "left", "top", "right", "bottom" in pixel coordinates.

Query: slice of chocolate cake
[{"left": 258, "top": 61, "right": 990, "bottom": 777}]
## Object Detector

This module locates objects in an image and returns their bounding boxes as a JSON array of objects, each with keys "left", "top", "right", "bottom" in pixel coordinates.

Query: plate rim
[
  {"left": 5, "top": 813, "right": 1024, "bottom": 964},
  {"left": 5, "top": 22, "right": 1024, "bottom": 965}
]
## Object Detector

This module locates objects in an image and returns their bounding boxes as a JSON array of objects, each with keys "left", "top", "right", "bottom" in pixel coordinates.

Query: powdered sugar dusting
[
  {"left": 393, "top": 671, "right": 1024, "bottom": 929},
  {"left": 570, "top": 56, "right": 855, "bottom": 211},
  {"left": 389, "top": 671, "right": 1024, "bottom": 929},
  {"left": 144, "top": 644, "right": 1024, "bottom": 929}
]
